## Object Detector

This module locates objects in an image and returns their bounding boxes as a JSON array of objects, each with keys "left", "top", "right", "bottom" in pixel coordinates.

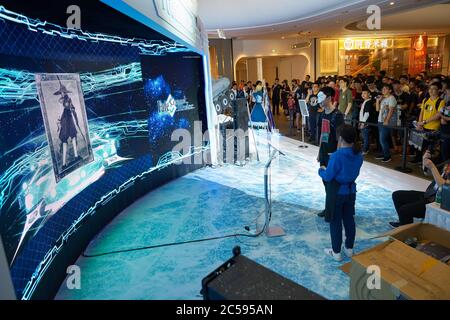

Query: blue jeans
[
  {"left": 330, "top": 194, "right": 356, "bottom": 253},
  {"left": 361, "top": 126, "right": 370, "bottom": 152},
  {"left": 379, "top": 124, "right": 391, "bottom": 159}
]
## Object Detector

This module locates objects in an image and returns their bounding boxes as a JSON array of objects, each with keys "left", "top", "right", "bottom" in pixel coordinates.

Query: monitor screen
[{"left": 0, "top": 4, "right": 208, "bottom": 299}]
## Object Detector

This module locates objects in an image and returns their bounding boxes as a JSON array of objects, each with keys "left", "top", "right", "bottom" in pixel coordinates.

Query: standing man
[
  {"left": 351, "top": 78, "right": 364, "bottom": 127},
  {"left": 301, "top": 75, "right": 311, "bottom": 94},
  {"left": 338, "top": 78, "right": 353, "bottom": 124},
  {"left": 317, "top": 86, "right": 345, "bottom": 217},
  {"left": 375, "top": 84, "right": 397, "bottom": 163},
  {"left": 272, "top": 78, "right": 281, "bottom": 116},
  {"left": 413, "top": 82, "right": 445, "bottom": 163},
  {"left": 306, "top": 82, "right": 321, "bottom": 143},
  {"left": 327, "top": 79, "right": 339, "bottom": 110}
]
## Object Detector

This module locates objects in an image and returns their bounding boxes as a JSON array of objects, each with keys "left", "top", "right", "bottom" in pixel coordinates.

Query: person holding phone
[{"left": 389, "top": 150, "right": 450, "bottom": 228}]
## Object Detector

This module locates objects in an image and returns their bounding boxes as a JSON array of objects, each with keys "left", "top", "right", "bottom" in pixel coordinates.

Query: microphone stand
[{"left": 263, "top": 148, "right": 286, "bottom": 237}]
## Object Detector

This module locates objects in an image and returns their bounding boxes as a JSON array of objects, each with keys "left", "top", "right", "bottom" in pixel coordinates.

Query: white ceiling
[
  {"left": 198, "top": 0, "right": 366, "bottom": 30},
  {"left": 198, "top": 0, "right": 450, "bottom": 39}
]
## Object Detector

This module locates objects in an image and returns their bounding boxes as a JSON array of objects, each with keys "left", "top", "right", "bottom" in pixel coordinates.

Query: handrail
[{"left": 351, "top": 119, "right": 450, "bottom": 173}]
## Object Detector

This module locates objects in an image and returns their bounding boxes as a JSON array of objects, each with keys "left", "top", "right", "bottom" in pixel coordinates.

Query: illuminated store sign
[{"left": 343, "top": 38, "right": 391, "bottom": 50}]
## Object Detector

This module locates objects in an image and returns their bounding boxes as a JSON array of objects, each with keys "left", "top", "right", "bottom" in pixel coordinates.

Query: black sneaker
[
  {"left": 389, "top": 221, "right": 400, "bottom": 228},
  {"left": 382, "top": 157, "right": 392, "bottom": 163},
  {"left": 375, "top": 154, "right": 384, "bottom": 160},
  {"left": 317, "top": 210, "right": 326, "bottom": 218}
]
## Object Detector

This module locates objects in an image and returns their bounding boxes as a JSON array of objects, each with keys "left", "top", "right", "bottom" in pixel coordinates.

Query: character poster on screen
[{"left": 36, "top": 73, "right": 94, "bottom": 182}]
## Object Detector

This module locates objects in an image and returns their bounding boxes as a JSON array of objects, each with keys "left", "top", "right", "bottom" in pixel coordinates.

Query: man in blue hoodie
[{"left": 319, "top": 125, "right": 363, "bottom": 261}]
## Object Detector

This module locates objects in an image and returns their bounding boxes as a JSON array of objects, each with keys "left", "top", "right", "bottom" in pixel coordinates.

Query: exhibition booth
[
  {"left": 1, "top": 1, "right": 449, "bottom": 301},
  {"left": 0, "top": 0, "right": 217, "bottom": 299}
]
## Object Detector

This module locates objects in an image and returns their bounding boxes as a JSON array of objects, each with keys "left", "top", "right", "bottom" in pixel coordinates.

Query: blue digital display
[{"left": 0, "top": 5, "right": 208, "bottom": 299}]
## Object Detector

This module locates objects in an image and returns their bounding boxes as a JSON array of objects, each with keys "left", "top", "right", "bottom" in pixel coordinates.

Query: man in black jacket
[
  {"left": 272, "top": 78, "right": 281, "bottom": 115},
  {"left": 317, "top": 86, "right": 345, "bottom": 217},
  {"left": 358, "top": 86, "right": 376, "bottom": 155}
]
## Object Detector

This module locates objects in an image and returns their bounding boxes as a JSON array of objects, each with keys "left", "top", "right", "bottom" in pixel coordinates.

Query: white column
[
  {"left": 203, "top": 37, "right": 219, "bottom": 166},
  {"left": 257, "top": 57, "right": 263, "bottom": 81}
]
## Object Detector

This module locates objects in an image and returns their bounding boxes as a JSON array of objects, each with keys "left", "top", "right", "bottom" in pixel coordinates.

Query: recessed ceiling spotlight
[
  {"left": 272, "top": 49, "right": 277, "bottom": 53},
  {"left": 281, "top": 36, "right": 285, "bottom": 39},
  {"left": 390, "top": 1, "right": 395, "bottom": 5}
]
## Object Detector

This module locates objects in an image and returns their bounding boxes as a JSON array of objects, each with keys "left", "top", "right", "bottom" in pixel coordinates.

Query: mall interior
[{"left": 0, "top": 0, "right": 450, "bottom": 301}]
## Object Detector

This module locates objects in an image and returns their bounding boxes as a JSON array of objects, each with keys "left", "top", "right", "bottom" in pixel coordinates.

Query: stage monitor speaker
[
  {"left": 234, "top": 98, "right": 249, "bottom": 132},
  {"left": 201, "top": 247, "right": 326, "bottom": 300}
]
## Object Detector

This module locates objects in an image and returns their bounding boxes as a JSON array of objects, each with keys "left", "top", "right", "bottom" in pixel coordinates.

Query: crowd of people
[
  {"left": 230, "top": 71, "right": 450, "bottom": 261},
  {"left": 234, "top": 71, "right": 450, "bottom": 165}
]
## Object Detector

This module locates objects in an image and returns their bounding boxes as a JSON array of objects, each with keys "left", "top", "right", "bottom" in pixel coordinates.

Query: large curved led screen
[{"left": 0, "top": 4, "right": 208, "bottom": 299}]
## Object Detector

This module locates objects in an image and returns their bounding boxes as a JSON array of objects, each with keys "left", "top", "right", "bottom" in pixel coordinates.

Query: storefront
[{"left": 319, "top": 35, "right": 447, "bottom": 77}]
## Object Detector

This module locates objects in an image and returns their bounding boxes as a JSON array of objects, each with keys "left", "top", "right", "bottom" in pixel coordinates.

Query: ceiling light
[
  {"left": 390, "top": 2, "right": 395, "bottom": 5},
  {"left": 272, "top": 49, "right": 277, "bottom": 53},
  {"left": 281, "top": 36, "right": 285, "bottom": 40}
]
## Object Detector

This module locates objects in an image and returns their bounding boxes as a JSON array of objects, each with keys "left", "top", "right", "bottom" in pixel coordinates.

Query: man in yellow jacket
[{"left": 412, "top": 82, "right": 446, "bottom": 164}]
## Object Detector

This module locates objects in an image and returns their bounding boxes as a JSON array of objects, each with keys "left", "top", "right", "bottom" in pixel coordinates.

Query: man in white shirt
[{"left": 375, "top": 84, "right": 397, "bottom": 163}]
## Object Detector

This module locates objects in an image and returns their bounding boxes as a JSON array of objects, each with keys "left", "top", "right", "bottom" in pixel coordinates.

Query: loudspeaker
[
  {"left": 234, "top": 98, "right": 249, "bottom": 132},
  {"left": 201, "top": 247, "right": 326, "bottom": 300}
]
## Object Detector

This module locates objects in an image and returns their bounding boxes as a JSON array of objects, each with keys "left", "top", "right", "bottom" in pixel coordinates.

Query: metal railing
[{"left": 349, "top": 119, "right": 450, "bottom": 173}]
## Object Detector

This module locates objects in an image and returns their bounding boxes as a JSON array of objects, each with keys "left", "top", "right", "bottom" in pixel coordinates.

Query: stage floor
[{"left": 55, "top": 132, "right": 429, "bottom": 300}]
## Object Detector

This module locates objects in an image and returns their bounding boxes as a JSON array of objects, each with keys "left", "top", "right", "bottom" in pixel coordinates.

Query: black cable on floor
[{"left": 82, "top": 225, "right": 266, "bottom": 258}]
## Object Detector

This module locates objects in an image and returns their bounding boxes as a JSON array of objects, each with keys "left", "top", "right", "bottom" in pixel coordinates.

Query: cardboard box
[{"left": 341, "top": 223, "right": 450, "bottom": 300}]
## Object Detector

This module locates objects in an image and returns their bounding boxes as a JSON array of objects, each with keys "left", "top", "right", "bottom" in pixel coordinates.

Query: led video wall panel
[{"left": 0, "top": 5, "right": 208, "bottom": 299}]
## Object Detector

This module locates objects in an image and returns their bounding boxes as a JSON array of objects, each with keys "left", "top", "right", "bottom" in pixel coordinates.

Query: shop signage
[
  {"left": 344, "top": 38, "right": 390, "bottom": 50},
  {"left": 413, "top": 36, "right": 425, "bottom": 51}
]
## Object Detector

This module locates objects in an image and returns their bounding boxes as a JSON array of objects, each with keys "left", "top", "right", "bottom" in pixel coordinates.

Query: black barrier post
[{"left": 395, "top": 126, "right": 413, "bottom": 173}]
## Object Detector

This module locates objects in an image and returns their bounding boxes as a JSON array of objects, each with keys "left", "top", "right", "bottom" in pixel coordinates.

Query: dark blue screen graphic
[{"left": 0, "top": 5, "right": 208, "bottom": 299}]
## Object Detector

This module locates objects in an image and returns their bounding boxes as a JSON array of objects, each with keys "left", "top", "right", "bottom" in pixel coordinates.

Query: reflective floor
[{"left": 56, "top": 132, "right": 429, "bottom": 300}]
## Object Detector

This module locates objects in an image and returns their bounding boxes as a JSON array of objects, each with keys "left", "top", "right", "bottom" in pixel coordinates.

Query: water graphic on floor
[{"left": 56, "top": 132, "right": 429, "bottom": 300}]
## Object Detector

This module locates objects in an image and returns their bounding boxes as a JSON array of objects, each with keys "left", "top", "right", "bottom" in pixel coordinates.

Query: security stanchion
[{"left": 394, "top": 126, "right": 413, "bottom": 173}]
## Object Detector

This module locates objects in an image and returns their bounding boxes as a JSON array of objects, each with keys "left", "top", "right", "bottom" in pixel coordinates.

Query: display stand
[
  {"left": 298, "top": 99, "right": 309, "bottom": 149},
  {"left": 264, "top": 146, "right": 286, "bottom": 237}
]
